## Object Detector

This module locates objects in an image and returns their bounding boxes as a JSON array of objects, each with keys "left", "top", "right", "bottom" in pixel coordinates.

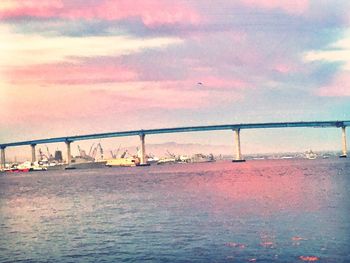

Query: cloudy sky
[{"left": 1, "top": 0, "right": 350, "bottom": 157}]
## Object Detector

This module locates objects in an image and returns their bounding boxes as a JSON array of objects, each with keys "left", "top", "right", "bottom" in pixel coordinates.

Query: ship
[
  {"left": 105, "top": 157, "right": 140, "bottom": 167},
  {"left": 191, "top": 153, "right": 215, "bottom": 163},
  {"left": 6, "top": 161, "right": 47, "bottom": 172},
  {"left": 65, "top": 143, "right": 106, "bottom": 169},
  {"left": 157, "top": 150, "right": 178, "bottom": 165},
  {"left": 280, "top": 155, "right": 294, "bottom": 159},
  {"left": 305, "top": 150, "right": 317, "bottom": 160},
  {"left": 105, "top": 150, "right": 140, "bottom": 167},
  {"left": 38, "top": 147, "right": 64, "bottom": 170},
  {"left": 146, "top": 154, "right": 159, "bottom": 164},
  {"left": 157, "top": 157, "right": 177, "bottom": 165}
]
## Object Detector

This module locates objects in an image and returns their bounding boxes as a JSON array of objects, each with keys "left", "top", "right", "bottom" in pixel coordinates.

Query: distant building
[{"left": 54, "top": 150, "right": 63, "bottom": 162}]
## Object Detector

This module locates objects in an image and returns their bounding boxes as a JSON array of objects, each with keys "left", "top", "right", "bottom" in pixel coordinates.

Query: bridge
[{"left": 1, "top": 120, "right": 349, "bottom": 168}]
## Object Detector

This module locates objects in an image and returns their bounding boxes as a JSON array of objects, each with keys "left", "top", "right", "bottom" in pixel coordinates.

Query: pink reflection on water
[
  {"left": 260, "top": 232, "right": 276, "bottom": 249},
  {"left": 292, "top": 236, "right": 307, "bottom": 246},
  {"left": 183, "top": 160, "right": 329, "bottom": 216},
  {"left": 224, "top": 242, "right": 246, "bottom": 249},
  {"left": 299, "top": 256, "right": 319, "bottom": 261}
]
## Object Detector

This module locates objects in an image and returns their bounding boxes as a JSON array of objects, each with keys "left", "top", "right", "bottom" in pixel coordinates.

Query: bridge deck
[{"left": 1, "top": 120, "right": 349, "bottom": 148}]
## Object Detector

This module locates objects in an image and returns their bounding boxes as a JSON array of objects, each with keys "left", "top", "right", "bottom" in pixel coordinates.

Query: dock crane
[
  {"left": 38, "top": 148, "right": 47, "bottom": 160},
  {"left": 77, "top": 145, "right": 87, "bottom": 158},
  {"left": 88, "top": 143, "right": 95, "bottom": 157},
  {"left": 110, "top": 144, "right": 121, "bottom": 158},
  {"left": 166, "top": 150, "right": 176, "bottom": 158},
  {"left": 120, "top": 150, "right": 128, "bottom": 158},
  {"left": 99, "top": 143, "right": 104, "bottom": 160},
  {"left": 46, "top": 145, "right": 53, "bottom": 160},
  {"left": 91, "top": 143, "right": 104, "bottom": 160}
]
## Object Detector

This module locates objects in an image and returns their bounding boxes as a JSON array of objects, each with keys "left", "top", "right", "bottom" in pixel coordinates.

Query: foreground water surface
[{"left": 1, "top": 159, "right": 349, "bottom": 262}]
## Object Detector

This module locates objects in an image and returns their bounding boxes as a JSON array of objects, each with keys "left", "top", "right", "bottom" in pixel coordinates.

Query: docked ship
[
  {"left": 65, "top": 143, "right": 106, "bottom": 169},
  {"left": 177, "top": 155, "right": 191, "bottom": 163},
  {"left": 157, "top": 157, "right": 177, "bottom": 165},
  {"left": 280, "top": 155, "right": 294, "bottom": 159},
  {"left": 305, "top": 150, "right": 317, "bottom": 160},
  {"left": 146, "top": 154, "right": 159, "bottom": 164},
  {"left": 191, "top": 153, "right": 215, "bottom": 163},
  {"left": 157, "top": 151, "right": 178, "bottom": 165},
  {"left": 6, "top": 161, "right": 47, "bottom": 172},
  {"left": 105, "top": 157, "right": 140, "bottom": 167},
  {"left": 38, "top": 147, "right": 65, "bottom": 170},
  {"left": 105, "top": 150, "right": 140, "bottom": 167}
]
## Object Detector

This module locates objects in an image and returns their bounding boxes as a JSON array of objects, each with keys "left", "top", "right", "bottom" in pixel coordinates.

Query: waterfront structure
[
  {"left": 0, "top": 120, "right": 349, "bottom": 168},
  {"left": 54, "top": 150, "right": 63, "bottom": 162},
  {"left": 341, "top": 126, "right": 347, "bottom": 158}
]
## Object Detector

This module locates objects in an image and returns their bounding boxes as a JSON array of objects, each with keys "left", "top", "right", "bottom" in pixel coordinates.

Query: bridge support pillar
[
  {"left": 232, "top": 129, "right": 245, "bottom": 162},
  {"left": 66, "top": 141, "right": 72, "bottom": 165},
  {"left": 1, "top": 147, "right": 5, "bottom": 170},
  {"left": 139, "top": 134, "right": 149, "bottom": 166},
  {"left": 340, "top": 126, "right": 347, "bottom": 158},
  {"left": 31, "top": 144, "right": 36, "bottom": 163}
]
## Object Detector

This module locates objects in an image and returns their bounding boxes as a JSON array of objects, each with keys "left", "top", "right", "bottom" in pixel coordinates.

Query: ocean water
[{"left": 0, "top": 159, "right": 349, "bottom": 263}]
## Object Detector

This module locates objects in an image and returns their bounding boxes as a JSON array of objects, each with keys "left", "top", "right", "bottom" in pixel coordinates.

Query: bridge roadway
[{"left": 0, "top": 120, "right": 349, "bottom": 167}]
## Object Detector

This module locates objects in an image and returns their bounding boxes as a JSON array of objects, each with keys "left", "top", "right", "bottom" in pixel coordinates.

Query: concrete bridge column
[
  {"left": 340, "top": 126, "right": 347, "bottom": 158},
  {"left": 232, "top": 129, "right": 245, "bottom": 162},
  {"left": 66, "top": 141, "right": 72, "bottom": 165},
  {"left": 31, "top": 144, "right": 36, "bottom": 163},
  {"left": 0, "top": 147, "right": 5, "bottom": 170},
  {"left": 139, "top": 134, "right": 148, "bottom": 166}
]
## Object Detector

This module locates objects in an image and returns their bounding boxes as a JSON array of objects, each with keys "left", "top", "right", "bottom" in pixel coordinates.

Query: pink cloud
[
  {"left": 0, "top": 1, "right": 63, "bottom": 19},
  {"left": 6, "top": 63, "right": 138, "bottom": 85},
  {"left": 192, "top": 76, "right": 248, "bottom": 89},
  {"left": 274, "top": 63, "right": 294, "bottom": 74},
  {"left": 151, "top": 79, "right": 246, "bottom": 106},
  {"left": 1, "top": 84, "right": 208, "bottom": 132},
  {"left": 2, "top": 75, "right": 245, "bottom": 131},
  {"left": 0, "top": 0, "right": 200, "bottom": 26},
  {"left": 240, "top": 0, "right": 309, "bottom": 15},
  {"left": 317, "top": 72, "right": 350, "bottom": 96}
]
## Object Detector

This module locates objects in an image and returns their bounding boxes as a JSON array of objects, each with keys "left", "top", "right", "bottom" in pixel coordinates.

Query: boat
[
  {"left": 64, "top": 166, "right": 77, "bottom": 170},
  {"left": 252, "top": 156, "right": 265, "bottom": 160},
  {"left": 65, "top": 159, "right": 107, "bottom": 169},
  {"left": 146, "top": 154, "right": 159, "bottom": 164},
  {"left": 322, "top": 154, "right": 331, "bottom": 159},
  {"left": 30, "top": 166, "right": 47, "bottom": 171},
  {"left": 305, "top": 150, "right": 317, "bottom": 160},
  {"left": 9, "top": 168, "right": 30, "bottom": 173},
  {"left": 191, "top": 153, "right": 215, "bottom": 163},
  {"left": 9, "top": 161, "right": 47, "bottom": 172},
  {"left": 5, "top": 165, "right": 30, "bottom": 173},
  {"left": 106, "top": 157, "right": 140, "bottom": 167},
  {"left": 105, "top": 148, "right": 142, "bottom": 167},
  {"left": 157, "top": 155, "right": 190, "bottom": 164},
  {"left": 156, "top": 150, "right": 177, "bottom": 165},
  {"left": 177, "top": 155, "right": 191, "bottom": 163},
  {"left": 65, "top": 144, "right": 106, "bottom": 169},
  {"left": 157, "top": 157, "right": 177, "bottom": 165},
  {"left": 280, "top": 155, "right": 294, "bottom": 159}
]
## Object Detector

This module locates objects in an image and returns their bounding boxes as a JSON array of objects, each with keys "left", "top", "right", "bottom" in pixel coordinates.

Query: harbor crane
[
  {"left": 120, "top": 150, "right": 128, "bottom": 158},
  {"left": 88, "top": 143, "right": 95, "bottom": 156},
  {"left": 110, "top": 145, "right": 121, "bottom": 159},
  {"left": 46, "top": 145, "right": 53, "bottom": 159},
  {"left": 91, "top": 143, "right": 104, "bottom": 160},
  {"left": 77, "top": 145, "right": 88, "bottom": 158}
]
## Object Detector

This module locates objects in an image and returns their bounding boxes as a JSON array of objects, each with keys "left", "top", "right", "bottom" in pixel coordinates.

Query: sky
[{"left": 1, "top": 0, "right": 350, "bottom": 158}]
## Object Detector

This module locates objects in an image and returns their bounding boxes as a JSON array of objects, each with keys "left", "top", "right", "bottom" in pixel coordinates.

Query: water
[{"left": 1, "top": 159, "right": 349, "bottom": 262}]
